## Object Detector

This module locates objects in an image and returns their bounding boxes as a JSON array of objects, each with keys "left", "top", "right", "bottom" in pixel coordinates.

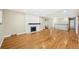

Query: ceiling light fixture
[{"left": 64, "top": 10, "right": 67, "bottom": 13}]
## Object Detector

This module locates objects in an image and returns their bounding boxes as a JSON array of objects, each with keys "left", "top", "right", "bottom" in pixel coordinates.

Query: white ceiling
[{"left": 10, "top": 9, "right": 79, "bottom": 18}]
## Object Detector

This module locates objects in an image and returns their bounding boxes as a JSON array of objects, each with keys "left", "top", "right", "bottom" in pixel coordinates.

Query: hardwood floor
[{"left": 1, "top": 29, "right": 79, "bottom": 49}]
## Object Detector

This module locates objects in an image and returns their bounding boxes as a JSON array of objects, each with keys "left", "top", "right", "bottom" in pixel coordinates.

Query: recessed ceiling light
[{"left": 64, "top": 10, "right": 67, "bottom": 13}]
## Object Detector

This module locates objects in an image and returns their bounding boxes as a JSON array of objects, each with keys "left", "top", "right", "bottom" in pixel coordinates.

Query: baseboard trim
[
  {"left": 0, "top": 37, "right": 4, "bottom": 48},
  {"left": 3, "top": 34, "right": 11, "bottom": 38},
  {"left": 3, "top": 32, "right": 26, "bottom": 38},
  {"left": 17, "top": 32, "right": 26, "bottom": 35}
]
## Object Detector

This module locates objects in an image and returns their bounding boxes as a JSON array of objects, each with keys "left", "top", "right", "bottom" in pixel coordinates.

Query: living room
[{"left": 0, "top": 9, "right": 79, "bottom": 49}]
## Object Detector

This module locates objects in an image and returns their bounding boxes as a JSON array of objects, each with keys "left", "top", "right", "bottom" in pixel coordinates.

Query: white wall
[
  {"left": 76, "top": 16, "right": 78, "bottom": 35},
  {"left": 53, "top": 18, "right": 68, "bottom": 30},
  {"left": 0, "top": 10, "right": 3, "bottom": 38},
  {"left": 0, "top": 10, "right": 4, "bottom": 47},
  {"left": 47, "top": 17, "right": 68, "bottom": 30},
  {"left": 0, "top": 24, "right": 4, "bottom": 47},
  {"left": 39, "top": 17, "right": 45, "bottom": 30},
  {"left": 3, "top": 10, "right": 26, "bottom": 36},
  {"left": 47, "top": 18, "right": 53, "bottom": 29}
]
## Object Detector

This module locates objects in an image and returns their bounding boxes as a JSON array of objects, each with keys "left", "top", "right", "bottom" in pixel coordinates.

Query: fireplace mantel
[{"left": 28, "top": 23, "right": 40, "bottom": 25}]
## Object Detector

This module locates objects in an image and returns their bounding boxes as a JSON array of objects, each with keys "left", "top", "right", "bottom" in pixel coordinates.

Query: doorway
[{"left": 69, "top": 17, "right": 76, "bottom": 31}]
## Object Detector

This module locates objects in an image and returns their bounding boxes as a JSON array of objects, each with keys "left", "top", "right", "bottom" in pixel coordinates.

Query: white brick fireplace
[{"left": 25, "top": 15, "right": 45, "bottom": 33}]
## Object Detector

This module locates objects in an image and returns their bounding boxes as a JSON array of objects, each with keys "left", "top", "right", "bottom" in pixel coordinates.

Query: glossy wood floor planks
[{"left": 1, "top": 29, "right": 79, "bottom": 49}]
